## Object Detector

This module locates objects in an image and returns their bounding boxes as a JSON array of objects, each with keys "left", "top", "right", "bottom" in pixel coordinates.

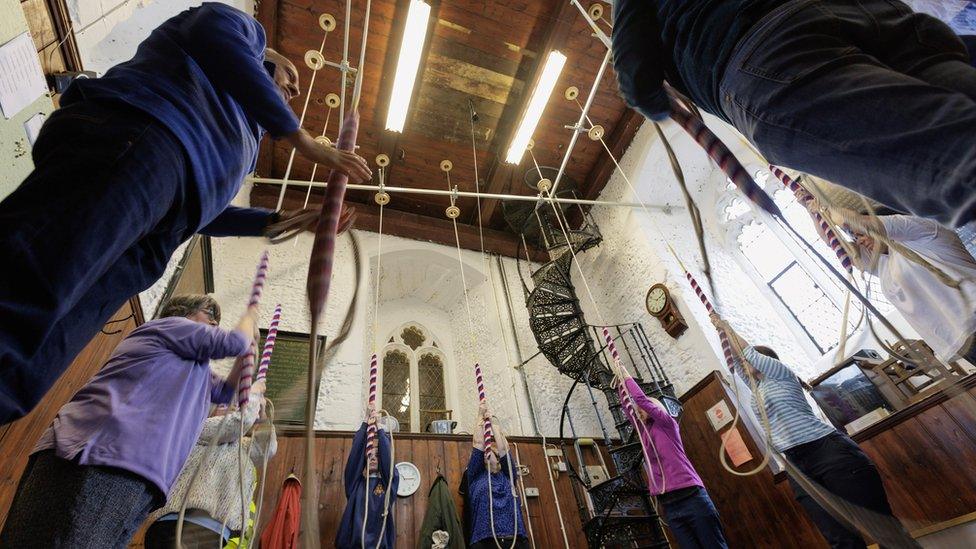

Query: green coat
[{"left": 417, "top": 475, "right": 466, "bottom": 548}]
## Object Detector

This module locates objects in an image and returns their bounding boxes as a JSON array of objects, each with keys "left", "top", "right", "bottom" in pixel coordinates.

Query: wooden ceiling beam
[
  {"left": 249, "top": 183, "right": 548, "bottom": 262},
  {"left": 255, "top": 0, "right": 281, "bottom": 178},
  {"left": 376, "top": 0, "right": 443, "bottom": 187},
  {"left": 473, "top": 0, "right": 575, "bottom": 227}
]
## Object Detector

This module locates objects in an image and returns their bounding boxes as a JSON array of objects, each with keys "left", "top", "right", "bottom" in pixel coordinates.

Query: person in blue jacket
[
  {"left": 0, "top": 2, "right": 370, "bottom": 425},
  {"left": 335, "top": 419, "right": 399, "bottom": 549},
  {"left": 464, "top": 402, "right": 527, "bottom": 549},
  {"left": 612, "top": 0, "right": 976, "bottom": 229}
]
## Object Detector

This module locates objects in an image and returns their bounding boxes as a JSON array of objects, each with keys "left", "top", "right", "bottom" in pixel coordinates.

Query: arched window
[
  {"left": 380, "top": 323, "right": 449, "bottom": 433},
  {"left": 720, "top": 168, "right": 894, "bottom": 356}
]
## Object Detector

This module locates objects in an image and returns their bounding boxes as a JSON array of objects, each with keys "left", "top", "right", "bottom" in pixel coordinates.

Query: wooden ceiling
[{"left": 251, "top": 0, "right": 640, "bottom": 257}]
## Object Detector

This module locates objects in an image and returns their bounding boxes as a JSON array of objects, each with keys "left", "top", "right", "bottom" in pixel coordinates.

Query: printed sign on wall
[{"left": 706, "top": 399, "right": 733, "bottom": 431}]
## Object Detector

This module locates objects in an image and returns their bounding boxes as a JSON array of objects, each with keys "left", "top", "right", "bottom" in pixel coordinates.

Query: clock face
[
  {"left": 646, "top": 286, "right": 668, "bottom": 315},
  {"left": 395, "top": 462, "right": 421, "bottom": 497}
]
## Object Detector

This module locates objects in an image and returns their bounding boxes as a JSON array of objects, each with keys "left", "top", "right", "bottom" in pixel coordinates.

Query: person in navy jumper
[
  {"left": 0, "top": 2, "right": 370, "bottom": 425},
  {"left": 464, "top": 403, "right": 527, "bottom": 549},
  {"left": 612, "top": 0, "right": 976, "bottom": 229}
]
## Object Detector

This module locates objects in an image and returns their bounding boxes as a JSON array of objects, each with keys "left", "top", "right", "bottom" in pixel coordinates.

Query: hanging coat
[
  {"left": 417, "top": 475, "right": 466, "bottom": 549},
  {"left": 335, "top": 422, "right": 399, "bottom": 549},
  {"left": 260, "top": 474, "right": 302, "bottom": 549}
]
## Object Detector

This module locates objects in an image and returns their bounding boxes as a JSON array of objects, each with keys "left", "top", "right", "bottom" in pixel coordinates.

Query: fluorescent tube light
[
  {"left": 505, "top": 50, "right": 567, "bottom": 164},
  {"left": 385, "top": 0, "right": 431, "bottom": 132}
]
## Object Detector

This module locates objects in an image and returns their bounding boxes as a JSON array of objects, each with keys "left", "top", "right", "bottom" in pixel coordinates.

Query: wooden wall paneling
[
  {"left": 909, "top": 405, "right": 976, "bottom": 521},
  {"left": 940, "top": 387, "right": 976, "bottom": 446},
  {"left": 859, "top": 426, "right": 930, "bottom": 525},
  {"left": 250, "top": 432, "right": 596, "bottom": 548},
  {"left": 0, "top": 301, "right": 140, "bottom": 531}
]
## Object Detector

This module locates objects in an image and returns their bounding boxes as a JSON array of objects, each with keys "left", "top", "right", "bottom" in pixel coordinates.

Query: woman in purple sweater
[
  {"left": 0, "top": 294, "right": 257, "bottom": 549},
  {"left": 621, "top": 373, "right": 728, "bottom": 549}
]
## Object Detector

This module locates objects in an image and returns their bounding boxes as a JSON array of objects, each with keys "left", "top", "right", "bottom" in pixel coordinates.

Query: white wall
[
  {"left": 68, "top": 0, "right": 252, "bottom": 74},
  {"left": 206, "top": 223, "right": 613, "bottom": 438}
]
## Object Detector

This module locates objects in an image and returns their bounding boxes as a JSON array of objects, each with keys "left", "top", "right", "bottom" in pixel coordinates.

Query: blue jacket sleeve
[
  {"left": 612, "top": 0, "right": 671, "bottom": 121},
  {"left": 345, "top": 422, "right": 368, "bottom": 496},
  {"left": 199, "top": 206, "right": 274, "bottom": 237},
  {"left": 178, "top": 4, "right": 300, "bottom": 137}
]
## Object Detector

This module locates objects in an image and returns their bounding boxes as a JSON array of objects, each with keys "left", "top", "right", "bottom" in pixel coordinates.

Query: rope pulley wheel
[
  {"left": 446, "top": 205, "right": 461, "bottom": 219},
  {"left": 375, "top": 153, "right": 390, "bottom": 167},
  {"left": 588, "top": 3, "right": 604, "bottom": 20},
  {"left": 374, "top": 192, "right": 390, "bottom": 206},
  {"left": 314, "top": 135, "right": 332, "bottom": 147},
  {"left": 537, "top": 178, "right": 552, "bottom": 192},
  {"left": 325, "top": 93, "right": 341, "bottom": 108},
  {"left": 304, "top": 50, "right": 326, "bottom": 71},
  {"left": 440, "top": 159, "right": 453, "bottom": 172},
  {"left": 319, "top": 13, "right": 337, "bottom": 32},
  {"left": 526, "top": 139, "right": 535, "bottom": 151},
  {"left": 565, "top": 86, "right": 579, "bottom": 101},
  {"left": 588, "top": 124, "right": 605, "bottom": 141}
]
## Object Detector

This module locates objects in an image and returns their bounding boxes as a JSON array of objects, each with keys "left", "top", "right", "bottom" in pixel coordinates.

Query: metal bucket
[
  {"left": 426, "top": 419, "right": 457, "bottom": 434},
  {"left": 379, "top": 415, "right": 400, "bottom": 433}
]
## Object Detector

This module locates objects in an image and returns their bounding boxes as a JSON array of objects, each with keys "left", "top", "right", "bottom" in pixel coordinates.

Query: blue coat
[
  {"left": 62, "top": 2, "right": 300, "bottom": 237},
  {"left": 335, "top": 422, "right": 399, "bottom": 549}
]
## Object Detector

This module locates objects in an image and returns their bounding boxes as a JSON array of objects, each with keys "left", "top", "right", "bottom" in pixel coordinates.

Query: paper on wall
[
  {"left": 0, "top": 32, "right": 47, "bottom": 120},
  {"left": 721, "top": 427, "right": 754, "bottom": 467},
  {"left": 24, "top": 112, "right": 46, "bottom": 146}
]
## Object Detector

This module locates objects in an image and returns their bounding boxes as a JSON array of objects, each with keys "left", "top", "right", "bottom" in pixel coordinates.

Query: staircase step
[{"left": 609, "top": 442, "right": 645, "bottom": 474}]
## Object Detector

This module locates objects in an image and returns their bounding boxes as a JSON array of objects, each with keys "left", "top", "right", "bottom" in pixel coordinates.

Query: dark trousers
[
  {"left": 720, "top": 0, "right": 976, "bottom": 228},
  {"left": 785, "top": 433, "right": 903, "bottom": 549},
  {"left": 0, "top": 450, "right": 160, "bottom": 548},
  {"left": 659, "top": 486, "right": 729, "bottom": 549},
  {"left": 0, "top": 99, "right": 196, "bottom": 424}
]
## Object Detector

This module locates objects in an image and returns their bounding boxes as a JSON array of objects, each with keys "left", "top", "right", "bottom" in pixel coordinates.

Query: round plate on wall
[{"left": 395, "top": 462, "right": 421, "bottom": 497}]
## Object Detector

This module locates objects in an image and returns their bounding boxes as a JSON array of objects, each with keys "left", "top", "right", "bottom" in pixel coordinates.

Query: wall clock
[
  {"left": 395, "top": 461, "right": 421, "bottom": 497},
  {"left": 645, "top": 283, "right": 688, "bottom": 339}
]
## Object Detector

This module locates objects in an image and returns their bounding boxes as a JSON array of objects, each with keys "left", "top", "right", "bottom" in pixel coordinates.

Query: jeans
[
  {"left": 0, "top": 450, "right": 160, "bottom": 548},
  {"left": 0, "top": 99, "right": 196, "bottom": 424},
  {"left": 720, "top": 0, "right": 976, "bottom": 228},
  {"left": 784, "top": 433, "right": 906, "bottom": 549},
  {"left": 659, "top": 486, "right": 729, "bottom": 549}
]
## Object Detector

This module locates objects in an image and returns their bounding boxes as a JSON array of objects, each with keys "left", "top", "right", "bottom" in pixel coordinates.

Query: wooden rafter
[
  {"left": 249, "top": 183, "right": 548, "bottom": 261},
  {"left": 474, "top": 0, "right": 574, "bottom": 226}
]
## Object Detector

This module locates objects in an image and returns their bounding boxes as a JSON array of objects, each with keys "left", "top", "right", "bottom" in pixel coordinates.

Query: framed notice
[{"left": 259, "top": 330, "right": 326, "bottom": 425}]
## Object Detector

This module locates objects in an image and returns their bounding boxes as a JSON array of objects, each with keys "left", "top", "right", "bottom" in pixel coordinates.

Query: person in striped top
[{"left": 711, "top": 314, "right": 911, "bottom": 549}]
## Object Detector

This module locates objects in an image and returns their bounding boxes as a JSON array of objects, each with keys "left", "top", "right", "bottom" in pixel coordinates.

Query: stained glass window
[
  {"left": 382, "top": 349, "right": 411, "bottom": 433},
  {"left": 380, "top": 324, "right": 449, "bottom": 433},
  {"left": 418, "top": 353, "right": 446, "bottom": 430}
]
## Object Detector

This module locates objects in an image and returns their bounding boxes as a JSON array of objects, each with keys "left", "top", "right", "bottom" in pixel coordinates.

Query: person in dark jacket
[
  {"left": 418, "top": 475, "right": 466, "bottom": 549},
  {"left": 335, "top": 420, "right": 399, "bottom": 549},
  {"left": 612, "top": 0, "right": 976, "bottom": 229},
  {"left": 464, "top": 403, "right": 527, "bottom": 549},
  {"left": 0, "top": 2, "right": 370, "bottom": 425}
]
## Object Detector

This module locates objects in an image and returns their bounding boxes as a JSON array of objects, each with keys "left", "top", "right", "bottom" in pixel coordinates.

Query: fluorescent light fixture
[
  {"left": 385, "top": 0, "right": 431, "bottom": 132},
  {"left": 505, "top": 50, "right": 567, "bottom": 164}
]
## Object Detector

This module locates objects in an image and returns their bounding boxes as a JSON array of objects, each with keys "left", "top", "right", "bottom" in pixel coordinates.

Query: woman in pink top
[{"left": 621, "top": 373, "right": 728, "bottom": 549}]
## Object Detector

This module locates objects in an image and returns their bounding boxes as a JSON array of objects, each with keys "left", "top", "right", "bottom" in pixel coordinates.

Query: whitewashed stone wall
[
  {"left": 68, "top": 0, "right": 252, "bottom": 75},
  {"left": 207, "top": 226, "right": 613, "bottom": 438}
]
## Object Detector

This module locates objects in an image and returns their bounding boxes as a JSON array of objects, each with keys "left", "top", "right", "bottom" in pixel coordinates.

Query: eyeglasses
[{"left": 201, "top": 306, "right": 219, "bottom": 324}]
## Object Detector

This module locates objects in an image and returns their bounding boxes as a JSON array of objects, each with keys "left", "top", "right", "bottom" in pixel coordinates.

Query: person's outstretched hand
[{"left": 286, "top": 129, "right": 372, "bottom": 183}]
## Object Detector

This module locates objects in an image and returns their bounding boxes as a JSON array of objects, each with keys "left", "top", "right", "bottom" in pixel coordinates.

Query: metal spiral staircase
[{"left": 504, "top": 171, "right": 678, "bottom": 548}]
